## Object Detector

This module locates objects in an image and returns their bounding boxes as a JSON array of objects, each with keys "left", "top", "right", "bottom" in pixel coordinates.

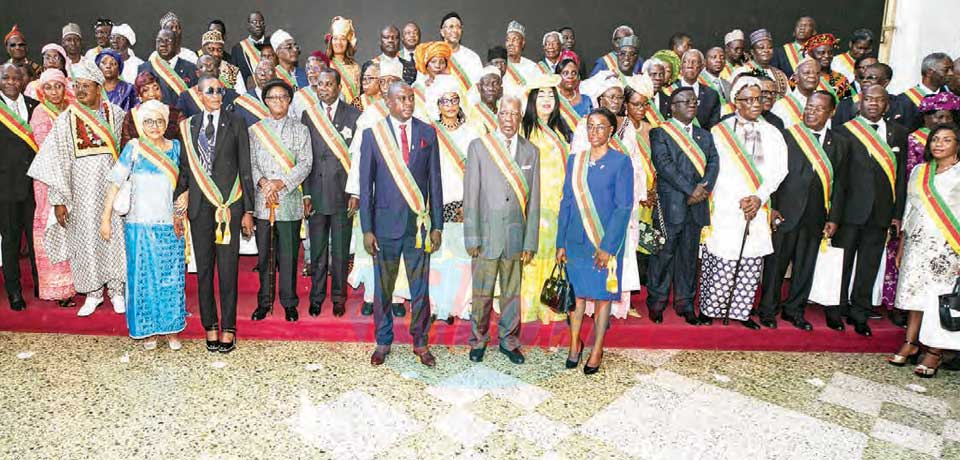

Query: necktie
[
  {"left": 505, "top": 137, "right": 512, "bottom": 158},
  {"left": 326, "top": 105, "right": 333, "bottom": 121},
  {"left": 205, "top": 114, "right": 216, "bottom": 143},
  {"left": 869, "top": 123, "right": 879, "bottom": 132},
  {"left": 812, "top": 132, "right": 821, "bottom": 140},
  {"left": 399, "top": 123, "right": 409, "bottom": 164}
]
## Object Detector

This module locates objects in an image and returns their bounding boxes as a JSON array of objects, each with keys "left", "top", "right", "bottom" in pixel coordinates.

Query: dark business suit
[
  {"left": 647, "top": 120, "right": 719, "bottom": 314},
  {"left": 833, "top": 119, "right": 907, "bottom": 324},
  {"left": 230, "top": 38, "right": 266, "bottom": 85},
  {"left": 175, "top": 86, "right": 239, "bottom": 119},
  {"left": 278, "top": 66, "right": 309, "bottom": 91},
  {"left": 670, "top": 82, "right": 722, "bottom": 129},
  {"left": 302, "top": 99, "right": 360, "bottom": 307},
  {"left": 137, "top": 58, "right": 198, "bottom": 107},
  {"left": 832, "top": 96, "right": 909, "bottom": 129},
  {"left": 759, "top": 127, "right": 850, "bottom": 320},
  {"left": 174, "top": 110, "right": 255, "bottom": 332},
  {"left": 892, "top": 88, "right": 942, "bottom": 133},
  {"left": 359, "top": 116, "right": 443, "bottom": 347},
  {"left": 234, "top": 89, "right": 267, "bottom": 128},
  {"left": 0, "top": 95, "right": 38, "bottom": 301},
  {"left": 771, "top": 43, "right": 800, "bottom": 78}
]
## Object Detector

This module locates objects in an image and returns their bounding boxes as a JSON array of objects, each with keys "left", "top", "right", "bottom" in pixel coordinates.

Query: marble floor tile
[
  {"left": 504, "top": 413, "right": 574, "bottom": 451},
  {"left": 433, "top": 408, "right": 496, "bottom": 448},
  {"left": 870, "top": 418, "right": 943, "bottom": 458}
]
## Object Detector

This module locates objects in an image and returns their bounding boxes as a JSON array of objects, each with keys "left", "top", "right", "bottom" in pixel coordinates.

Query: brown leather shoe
[
  {"left": 413, "top": 347, "right": 436, "bottom": 367},
  {"left": 370, "top": 345, "right": 391, "bottom": 366}
]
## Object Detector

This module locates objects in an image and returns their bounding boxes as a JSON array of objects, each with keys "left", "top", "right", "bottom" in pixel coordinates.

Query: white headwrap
[
  {"left": 624, "top": 74, "right": 654, "bottom": 99},
  {"left": 724, "top": 29, "right": 745, "bottom": 45},
  {"left": 379, "top": 59, "right": 403, "bottom": 79},
  {"left": 731, "top": 76, "right": 761, "bottom": 99},
  {"left": 480, "top": 65, "right": 501, "bottom": 78},
  {"left": 72, "top": 58, "right": 105, "bottom": 85},
  {"left": 425, "top": 74, "right": 462, "bottom": 121},
  {"left": 112, "top": 24, "right": 136, "bottom": 46},
  {"left": 270, "top": 29, "right": 294, "bottom": 51},
  {"left": 581, "top": 70, "right": 624, "bottom": 107},
  {"left": 135, "top": 99, "right": 170, "bottom": 128}
]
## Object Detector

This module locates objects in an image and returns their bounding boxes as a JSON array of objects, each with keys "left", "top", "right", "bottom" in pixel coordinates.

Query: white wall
[{"left": 887, "top": 0, "right": 960, "bottom": 93}]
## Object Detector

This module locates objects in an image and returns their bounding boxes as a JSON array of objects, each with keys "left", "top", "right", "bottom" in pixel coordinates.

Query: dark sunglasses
[{"left": 203, "top": 87, "right": 226, "bottom": 96}]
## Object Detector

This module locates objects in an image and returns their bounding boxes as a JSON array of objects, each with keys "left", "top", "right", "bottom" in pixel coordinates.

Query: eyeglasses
[
  {"left": 203, "top": 87, "right": 226, "bottom": 96},
  {"left": 672, "top": 99, "right": 699, "bottom": 107},
  {"left": 7, "top": 43, "right": 26, "bottom": 48},
  {"left": 736, "top": 96, "right": 763, "bottom": 105},
  {"left": 143, "top": 119, "right": 165, "bottom": 128},
  {"left": 628, "top": 100, "right": 649, "bottom": 108},
  {"left": 438, "top": 96, "right": 460, "bottom": 106},
  {"left": 265, "top": 95, "right": 290, "bottom": 101},
  {"left": 602, "top": 95, "right": 625, "bottom": 102},
  {"left": 586, "top": 124, "right": 611, "bottom": 132}
]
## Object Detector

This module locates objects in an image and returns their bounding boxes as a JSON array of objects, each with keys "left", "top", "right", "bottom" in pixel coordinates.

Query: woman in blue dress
[
  {"left": 100, "top": 100, "right": 186, "bottom": 350},
  {"left": 556, "top": 108, "right": 634, "bottom": 375}
]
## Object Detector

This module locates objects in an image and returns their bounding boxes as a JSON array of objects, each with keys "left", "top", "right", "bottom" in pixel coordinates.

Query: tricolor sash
[
  {"left": 478, "top": 133, "right": 529, "bottom": 217},
  {"left": 910, "top": 127, "right": 931, "bottom": 149},
  {"left": 370, "top": 120, "right": 433, "bottom": 251},
  {"left": 609, "top": 133, "right": 629, "bottom": 155},
  {"left": 186, "top": 86, "right": 204, "bottom": 112},
  {"left": 778, "top": 92, "right": 805, "bottom": 126},
  {"left": 363, "top": 94, "right": 388, "bottom": 119},
  {"left": 698, "top": 72, "right": 727, "bottom": 104},
  {"left": 234, "top": 93, "right": 269, "bottom": 121},
  {"left": 473, "top": 103, "right": 498, "bottom": 133},
  {"left": 570, "top": 150, "right": 619, "bottom": 293},
  {"left": 537, "top": 61, "right": 552, "bottom": 74},
  {"left": 250, "top": 121, "right": 296, "bottom": 172},
  {"left": 902, "top": 84, "right": 932, "bottom": 108},
  {"left": 149, "top": 53, "right": 188, "bottom": 95},
  {"left": 645, "top": 104, "right": 665, "bottom": 128},
  {"left": 304, "top": 104, "right": 351, "bottom": 172},
  {"left": 817, "top": 75, "right": 839, "bottom": 103},
  {"left": 0, "top": 98, "right": 38, "bottom": 152},
  {"left": 70, "top": 101, "right": 118, "bottom": 159},
  {"left": 434, "top": 123, "right": 467, "bottom": 176},
  {"left": 635, "top": 129, "right": 655, "bottom": 189},
  {"left": 134, "top": 138, "right": 179, "bottom": 188},
  {"left": 558, "top": 94, "right": 583, "bottom": 131},
  {"left": 297, "top": 87, "right": 321, "bottom": 108},
  {"left": 332, "top": 58, "right": 359, "bottom": 103},
  {"left": 601, "top": 52, "right": 618, "bottom": 73},
  {"left": 661, "top": 119, "right": 707, "bottom": 177},
  {"left": 448, "top": 55, "right": 473, "bottom": 95},
  {"left": 834, "top": 52, "right": 855, "bottom": 80},
  {"left": 537, "top": 120, "right": 569, "bottom": 175},
  {"left": 412, "top": 83, "right": 428, "bottom": 115},
  {"left": 786, "top": 123, "right": 834, "bottom": 212},
  {"left": 239, "top": 38, "right": 262, "bottom": 71},
  {"left": 845, "top": 117, "right": 897, "bottom": 199},
  {"left": 783, "top": 42, "right": 802, "bottom": 72},
  {"left": 719, "top": 61, "right": 735, "bottom": 81},
  {"left": 39, "top": 100, "right": 63, "bottom": 121},
  {"left": 721, "top": 101, "right": 735, "bottom": 118},
  {"left": 179, "top": 118, "right": 243, "bottom": 245},
  {"left": 712, "top": 120, "right": 762, "bottom": 193},
  {"left": 505, "top": 61, "right": 527, "bottom": 87},
  {"left": 275, "top": 65, "right": 299, "bottom": 90},
  {"left": 916, "top": 161, "right": 960, "bottom": 256}
]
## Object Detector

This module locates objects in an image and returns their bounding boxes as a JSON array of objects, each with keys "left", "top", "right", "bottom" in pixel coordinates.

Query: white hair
[
  {"left": 642, "top": 58, "right": 666, "bottom": 74},
  {"left": 681, "top": 49, "right": 705, "bottom": 64}
]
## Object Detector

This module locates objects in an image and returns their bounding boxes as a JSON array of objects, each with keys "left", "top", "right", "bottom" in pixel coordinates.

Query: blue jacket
[{"left": 650, "top": 121, "right": 720, "bottom": 227}]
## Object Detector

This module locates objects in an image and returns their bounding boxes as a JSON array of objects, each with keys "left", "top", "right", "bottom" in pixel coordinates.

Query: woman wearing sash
[
  {"left": 99, "top": 100, "right": 185, "bottom": 350},
  {"left": 351, "top": 60, "right": 382, "bottom": 113},
  {"left": 518, "top": 73, "right": 572, "bottom": 324},
  {"left": 29, "top": 69, "right": 76, "bottom": 307},
  {"left": 412, "top": 41, "right": 452, "bottom": 122},
  {"left": 96, "top": 49, "right": 137, "bottom": 111},
  {"left": 326, "top": 17, "right": 360, "bottom": 107},
  {"left": 555, "top": 56, "right": 592, "bottom": 120},
  {"left": 623, "top": 76, "right": 657, "bottom": 317},
  {"left": 426, "top": 75, "right": 477, "bottom": 323},
  {"left": 882, "top": 93, "right": 960, "bottom": 321},
  {"left": 120, "top": 72, "right": 183, "bottom": 150},
  {"left": 556, "top": 108, "right": 634, "bottom": 374},
  {"left": 889, "top": 125, "right": 960, "bottom": 377}
]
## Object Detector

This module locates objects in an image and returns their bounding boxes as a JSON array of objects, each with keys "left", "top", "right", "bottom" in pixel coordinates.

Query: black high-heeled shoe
[
  {"left": 887, "top": 340, "right": 921, "bottom": 367},
  {"left": 565, "top": 340, "right": 584, "bottom": 369},
  {"left": 205, "top": 329, "right": 220, "bottom": 352},
  {"left": 218, "top": 329, "right": 236, "bottom": 354},
  {"left": 583, "top": 351, "right": 604, "bottom": 375}
]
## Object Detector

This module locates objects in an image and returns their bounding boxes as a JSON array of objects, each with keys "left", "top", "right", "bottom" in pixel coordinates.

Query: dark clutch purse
[
  {"left": 636, "top": 195, "right": 666, "bottom": 255},
  {"left": 541, "top": 262, "right": 576, "bottom": 315},
  {"left": 938, "top": 277, "right": 960, "bottom": 331}
]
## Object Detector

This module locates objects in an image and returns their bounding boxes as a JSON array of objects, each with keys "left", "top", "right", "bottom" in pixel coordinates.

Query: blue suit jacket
[
  {"left": 137, "top": 58, "right": 198, "bottom": 107},
  {"left": 650, "top": 122, "right": 720, "bottom": 227},
  {"left": 359, "top": 117, "right": 443, "bottom": 240},
  {"left": 589, "top": 52, "right": 644, "bottom": 77}
]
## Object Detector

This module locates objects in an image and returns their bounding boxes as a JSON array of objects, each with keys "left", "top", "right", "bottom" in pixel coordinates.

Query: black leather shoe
[
  {"left": 698, "top": 313, "right": 713, "bottom": 325},
  {"left": 469, "top": 347, "right": 485, "bottom": 362},
  {"left": 867, "top": 308, "right": 883, "bottom": 320},
  {"left": 332, "top": 303, "right": 345, "bottom": 317},
  {"left": 9, "top": 293, "right": 25, "bottom": 311},
  {"left": 852, "top": 321, "right": 872, "bottom": 337},
  {"left": 499, "top": 345, "right": 525, "bottom": 364},
  {"left": 682, "top": 311, "right": 700, "bottom": 326},
  {"left": 759, "top": 317, "right": 778, "bottom": 329},
  {"left": 888, "top": 310, "right": 907, "bottom": 329},
  {"left": 284, "top": 307, "right": 299, "bottom": 322},
  {"left": 309, "top": 302, "right": 322, "bottom": 317},
  {"left": 782, "top": 313, "right": 812, "bottom": 331},
  {"left": 205, "top": 340, "right": 220, "bottom": 352},
  {"left": 739, "top": 319, "right": 761, "bottom": 330},
  {"left": 391, "top": 303, "right": 406, "bottom": 317},
  {"left": 361, "top": 302, "right": 373, "bottom": 316},
  {"left": 649, "top": 309, "right": 663, "bottom": 324},
  {"left": 251, "top": 305, "right": 271, "bottom": 321},
  {"left": 825, "top": 309, "right": 845, "bottom": 331}
]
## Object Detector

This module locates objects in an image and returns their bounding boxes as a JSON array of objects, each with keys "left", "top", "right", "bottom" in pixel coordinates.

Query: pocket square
[
  {"left": 892, "top": 147, "right": 900, "bottom": 152},
  {"left": 419, "top": 138, "right": 428, "bottom": 148},
  {"left": 521, "top": 165, "right": 532, "bottom": 170}
]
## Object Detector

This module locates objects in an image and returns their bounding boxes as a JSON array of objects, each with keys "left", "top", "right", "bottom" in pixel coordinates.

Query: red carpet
[{"left": 0, "top": 255, "right": 904, "bottom": 352}]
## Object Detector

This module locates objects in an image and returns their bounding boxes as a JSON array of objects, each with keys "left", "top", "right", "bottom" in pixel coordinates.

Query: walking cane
[
  {"left": 267, "top": 203, "right": 278, "bottom": 313},
  {"left": 721, "top": 220, "right": 751, "bottom": 326}
]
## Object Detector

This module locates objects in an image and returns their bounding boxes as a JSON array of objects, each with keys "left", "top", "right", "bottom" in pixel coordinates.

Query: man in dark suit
[
  {"left": 771, "top": 16, "right": 816, "bottom": 78},
  {"left": 233, "top": 60, "right": 275, "bottom": 128},
  {"left": 0, "top": 64, "right": 37, "bottom": 310},
  {"left": 173, "top": 76, "right": 255, "bottom": 354},
  {"left": 373, "top": 25, "right": 417, "bottom": 85},
  {"left": 271, "top": 30, "right": 308, "bottom": 91},
  {"left": 359, "top": 81, "right": 442, "bottom": 367},
  {"left": 229, "top": 11, "right": 267, "bottom": 86},
  {"left": 672, "top": 49, "right": 721, "bottom": 129},
  {"left": 647, "top": 87, "right": 719, "bottom": 325},
  {"left": 302, "top": 68, "right": 360, "bottom": 318},
  {"left": 893, "top": 52, "right": 952, "bottom": 132},
  {"left": 833, "top": 85, "right": 908, "bottom": 337},
  {"left": 759, "top": 91, "right": 851, "bottom": 331},
  {"left": 176, "top": 56, "right": 239, "bottom": 118},
  {"left": 138, "top": 29, "right": 197, "bottom": 107},
  {"left": 833, "top": 63, "right": 909, "bottom": 128}
]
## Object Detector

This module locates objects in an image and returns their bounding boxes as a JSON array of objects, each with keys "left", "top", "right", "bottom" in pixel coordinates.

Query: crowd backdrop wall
[{"left": 5, "top": 1, "right": 884, "bottom": 72}]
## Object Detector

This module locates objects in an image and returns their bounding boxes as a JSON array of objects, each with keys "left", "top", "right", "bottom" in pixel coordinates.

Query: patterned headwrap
[
  {"left": 328, "top": 16, "right": 357, "bottom": 48},
  {"left": 134, "top": 71, "right": 158, "bottom": 97},
  {"left": 651, "top": 49, "right": 680, "bottom": 84},
  {"left": 624, "top": 74, "right": 654, "bottom": 99},
  {"left": 4, "top": 25, "right": 24, "bottom": 44},
  {"left": 41, "top": 43, "right": 68, "bottom": 65},
  {"left": 95, "top": 48, "right": 124, "bottom": 74},
  {"left": 802, "top": 33, "right": 838, "bottom": 56},
  {"left": 749, "top": 29, "right": 773, "bottom": 47},
  {"left": 159, "top": 12, "right": 179, "bottom": 28},
  {"left": 201, "top": 30, "right": 224, "bottom": 46},
  {"left": 308, "top": 50, "right": 331, "bottom": 67},
  {"left": 37, "top": 68, "right": 73, "bottom": 104},
  {"left": 919, "top": 92, "right": 960, "bottom": 113},
  {"left": 558, "top": 50, "right": 579, "bottom": 67},
  {"left": 414, "top": 41, "right": 452, "bottom": 75},
  {"left": 72, "top": 58, "right": 105, "bottom": 85}
]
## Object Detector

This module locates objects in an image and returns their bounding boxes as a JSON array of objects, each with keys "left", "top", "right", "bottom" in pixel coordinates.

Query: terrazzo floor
[{"left": 1, "top": 332, "right": 959, "bottom": 460}]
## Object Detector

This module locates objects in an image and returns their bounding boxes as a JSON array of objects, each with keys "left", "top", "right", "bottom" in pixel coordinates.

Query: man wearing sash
[
  {"left": 748, "top": 29, "right": 790, "bottom": 99},
  {"left": 703, "top": 47, "right": 732, "bottom": 100},
  {"left": 200, "top": 30, "right": 245, "bottom": 95},
  {"left": 173, "top": 75, "right": 255, "bottom": 353},
  {"left": 647, "top": 87, "right": 719, "bottom": 325},
  {"left": 723, "top": 30, "right": 746, "bottom": 79},
  {"left": 229, "top": 11, "right": 267, "bottom": 88},
  {"left": 771, "top": 16, "right": 816, "bottom": 78},
  {"left": 463, "top": 95, "right": 540, "bottom": 364},
  {"left": 27, "top": 59, "right": 127, "bottom": 317},
  {"left": 235, "top": 60, "right": 275, "bottom": 128},
  {"left": 502, "top": 21, "right": 540, "bottom": 96},
  {"left": 176, "top": 56, "right": 239, "bottom": 118},
  {"left": 539, "top": 31, "right": 563, "bottom": 75},
  {"left": 589, "top": 25, "right": 640, "bottom": 77},
  {"left": 0, "top": 64, "right": 38, "bottom": 311},
  {"left": 759, "top": 91, "right": 850, "bottom": 331},
  {"left": 833, "top": 84, "right": 908, "bottom": 336},
  {"left": 137, "top": 29, "right": 197, "bottom": 107},
  {"left": 772, "top": 57, "right": 820, "bottom": 129},
  {"left": 832, "top": 29, "right": 874, "bottom": 85},
  {"left": 699, "top": 77, "right": 788, "bottom": 329},
  {"left": 674, "top": 49, "right": 721, "bottom": 130},
  {"left": 373, "top": 25, "right": 417, "bottom": 85},
  {"left": 644, "top": 58, "right": 671, "bottom": 126},
  {"left": 248, "top": 80, "right": 312, "bottom": 323},
  {"left": 895, "top": 52, "right": 953, "bottom": 133},
  {"left": 439, "top": 12, "right": 483, "bottom": 91},
  {"left": 359, "top": 81, "right": 443, "bottom": 367},
  {"left": 271, "top": 30, "right": 307, "bottom": 92},
  {"left": 302, "top": 68, "right": 360, "bottom": 318},
  {"left": 467, "top": 66, "right": 503, "bottom": 135}
]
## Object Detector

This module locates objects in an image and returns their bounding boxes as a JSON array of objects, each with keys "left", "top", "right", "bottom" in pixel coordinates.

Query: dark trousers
[
  {"left": 308, "top": 211, "right": 352, "bottom": 305},
  {"left": 0, "top": 198, "right": 36, "bottom": 298},
  {"left": 833, "top": 223, "right": 887, "bottom": 323},
  {"left": 758, "top": 225, "right": 822, "bottom": 319},
  {"left": 190, "top": 206, "right": 242, "bottom": 331},
  {"left": 469, "top": 257, "right": 522, "bottom": 351},
  {"left": 646, "top": 222, "right": 701, "bottom": 314},
  {"left": 372, "top": 232, "right": 431, "bottom": 347},
  {"left": 256, "top": 218, "right": 300, "bottom": 310}
]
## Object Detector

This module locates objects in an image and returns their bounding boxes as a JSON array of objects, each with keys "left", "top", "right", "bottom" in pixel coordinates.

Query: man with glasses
[
  {"left": 894, "top": 52, "right": 954, "bottom": 132},
  {"left": 159, "top": 11, "right": 199, "bottom": 64},
  {"left": 439, "top": 12, "right": 484, "bottom": 89},
  {"left": 230, "top": 11, "right": 268, "bottom": 88},
  {"left": 248, "top": 79, "right": 312, "bottom": 323},
  {"left": 176, "top": 55, "right": 239, "bottom": 118},
  {"left": 832, "top": 62, "right": 904, "bottom": 127},
  {"left": 83, "top": 18, "right": 113, "bottom": 61},
  {"left": 270, "top": 30, "right": 307, "bottom": 91},
  {"left": 722, "top": 70, "right": 785, "bottom": 130},
  {"left": 672, "top": 49, "right": 720, "bottom": 129},
  {"left": 201, "top": 30, "right": 245, "bottom": 94},
  {"left": 772, "top": 57, "right": 821, "bottom": 129},
  {"left": 647, "top": 87, "right": 719, "bottom": 325},
  {"left": 138, "top": 29, "right": 198, "bottom": 106},
  {"left": 4, "top": 26, "right": 41, "bottom": 81},
  {"left": 590, "top": 25, "right": 642, "bottom": 77}
]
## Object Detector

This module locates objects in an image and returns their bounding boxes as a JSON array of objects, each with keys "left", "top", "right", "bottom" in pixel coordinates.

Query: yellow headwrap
[{"left": 414, "top": 41, "right": 452, "bottom": 75}]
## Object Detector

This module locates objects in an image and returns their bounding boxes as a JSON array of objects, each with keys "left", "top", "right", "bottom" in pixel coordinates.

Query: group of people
[{"left": 2, "top": 11, "right": 959, "bottom": 377}]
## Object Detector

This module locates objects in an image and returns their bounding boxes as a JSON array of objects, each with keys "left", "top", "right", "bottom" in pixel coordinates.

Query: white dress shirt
[
  {"left": 1, "top": 93, "right": 27, "bottom": 120},
  {"left": 497, "top": 130, "right": 519, "bottom": 159},
  {"left": 389, "top": 115, "right": 414, "bottom": 152}
]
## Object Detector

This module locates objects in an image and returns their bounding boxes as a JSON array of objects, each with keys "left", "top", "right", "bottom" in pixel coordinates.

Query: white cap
[
  {"left": 380, "top": 59, "right": 403, "bottom": 79},
  {"left": 111, "top": 23, "right": 136, "bottom": 46},
  {"left": 270, "top": 29, "right": 294, "bottom": 51}
]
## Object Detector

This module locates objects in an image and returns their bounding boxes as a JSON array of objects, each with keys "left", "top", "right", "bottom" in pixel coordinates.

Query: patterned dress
[{"left": 882, "top": 130, "right": 928, "bottom": 308}]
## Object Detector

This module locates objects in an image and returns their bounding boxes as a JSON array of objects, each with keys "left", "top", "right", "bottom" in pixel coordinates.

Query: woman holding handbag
[
  {"left": 556, "top": 108, "right": 634, "bottom": 374},
  {"left": 889, "top": 124, "right": 960, "bottom": 377}
]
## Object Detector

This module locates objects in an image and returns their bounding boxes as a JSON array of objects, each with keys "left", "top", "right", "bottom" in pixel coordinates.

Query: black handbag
[
  {"left": 541, "top": 262, "right": 576, "bottom": 314},
  {"left": 938, "top": 276, "right": 960, "bottom": 332},
  {"left": 636, "top": 196, "right": 666, "bottom": 254}
]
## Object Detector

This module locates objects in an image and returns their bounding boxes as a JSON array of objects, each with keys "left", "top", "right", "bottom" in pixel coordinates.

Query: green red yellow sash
[
  {"left": 609, "top": 133, "right": 629, "bottom": 155},
  {"left": 479, "top": 133, "right": 529, "bottom": 217},
  {"left": 834, "top": 52, "right": 855, "bottom": 80},
  {"left": 239, "top": 38, "right": 261, "bottom": 70},
  {"left": 558, "top": 94, "right": 582, "bottom": 131},
  {"left": 721, "top": 101, "right": 735, "bottom": 118},
  {"left": 916, "top": 161, "right": 960, "bottom": 255},
  {"left": 537, "top": 61, "right": 552, "bottom": 75},
  {"left": 370, "top": 120, "right": 432, "bottom": 251},
  {"left": 473, "top": 103, "right": 498, "bottom": 133},
  {"left": 275, "top": 65, "right": 298, "bottom": 90},
  {"left": 661, "top": 118, "right": 707, "bottom": 176},
  {"left": 251, "top": 121, "right": 296, "bottom": 172},
  {"left": 698, "top": 72, "right": 727, "bottom": 104},
  {"left": 910, "top": 127, "right": 931, "bottom": 149},
  {"left": 786, "top": 123, "right": 834, "bottom": 212},
  {"left": 783, "top": 42, "right": 802, "bottom": 73},
  {"left": 362, "top": 94, "right": 388, "bottom": 119},
  {"left": 186, "top": 86, "right": 204, "bottom": 111},
  {"left": 70, "top": 101, "right": 118, "bottom": 159},
  {"left": 179, "top": 118, "right": 243, "bottom": 245},
  {"left": 505, "top": 61, "right": 527, "bottom": 87},
  {"left": 601, "top": 52, "right": 617, "bottom": 73},
  {"left": 645, "top": 104, "right": 665, "bottom": 128},
  {"left": 634, "top": 129, "right": 655, "bottom": 189},
  {"left": 902, "top": 84, "right": 932, "bottom": 108},
  {"left": 816, "top": 75, "right": 839, "bottom": 103},
  {"left": 332, "top": 58, "right": 359, "bottom": 103},
  {"left": 0, "top": 97, "right": 38, "bottom": 152},
  {"left": 39, "top": 100, "right": 63, "bottom": 121},
  {"left": 448, "top": 55, "right": 473, "bottom": 95},
  {"left": 712, "top": 119, "right": 762, "bottom": 193},
  {"left": 134, "top": 138, "right": 179, "bottom": 188},
  {"left": 412, "top": 83, "right": 428, "bottom": 117},
  {"left": 570, "top": 149, "right": 618, "bottom": 293},
  {"left": 845, "top": 117, "right": 897, "bottom": 199},
  {"left": 234, "top": 94, "right": 269, "bottom": 121},
  {"left": 149, "top": 53, "right": 187, "bottom": 95},
  {"left": 537, "top": 120, "right": 569, "bottom": 175},
  {"left": 778, "top": 92, "right": 805, "bottom": 126},
  {"left": 304, "top": 104, "right": 351, "bottom": 172},
  {"left": 434, "top": 123, "right": 467, "bottom": 176},
  {"left": 719, "top": 61, "right": 735, "bottom": 81}
]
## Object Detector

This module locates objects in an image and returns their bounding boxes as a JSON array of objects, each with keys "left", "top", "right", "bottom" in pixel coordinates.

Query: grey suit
[{"left": 463, "top": 134, "right": 540, "bottom": 351}]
